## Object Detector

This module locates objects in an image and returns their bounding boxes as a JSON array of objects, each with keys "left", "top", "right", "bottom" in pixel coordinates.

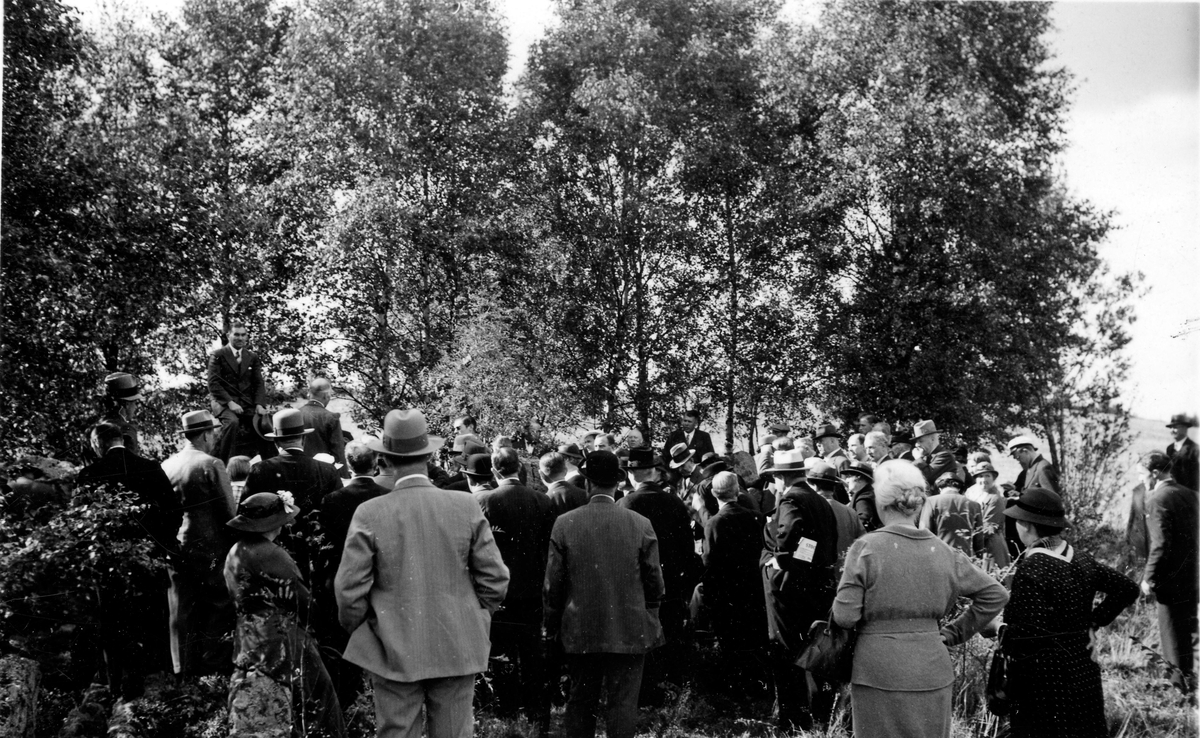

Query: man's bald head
[{"left": 309, "top": 377, "right": 333, "bottom": 404}]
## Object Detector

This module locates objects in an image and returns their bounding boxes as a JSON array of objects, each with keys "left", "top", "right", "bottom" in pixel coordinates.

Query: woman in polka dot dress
[{"left": 1001, "top": 487, "right": 1139, "bottom": 737}]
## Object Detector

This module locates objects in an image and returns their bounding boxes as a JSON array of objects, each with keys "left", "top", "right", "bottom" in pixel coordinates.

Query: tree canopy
[{"left": 1, "top": 0, "right": 1134, "bottom": 458}]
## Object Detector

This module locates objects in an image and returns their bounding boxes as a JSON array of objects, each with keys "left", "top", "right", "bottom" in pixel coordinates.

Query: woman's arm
[
  {"left": 941, "top": 552, "right": 1009, "bottom": 646},
  {"left": 1090, "top": 558, "right": 1139, "bottom": 629}
]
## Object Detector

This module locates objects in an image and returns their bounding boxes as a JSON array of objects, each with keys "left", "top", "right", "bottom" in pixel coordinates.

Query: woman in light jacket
[{"left": 833, "top": 461, "right": 1008, "bottom": 737}]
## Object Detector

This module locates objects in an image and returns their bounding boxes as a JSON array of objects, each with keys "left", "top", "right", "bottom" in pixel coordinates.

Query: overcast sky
[{"left": 66, "top": 0, "right": 1199, "bottom": 422}]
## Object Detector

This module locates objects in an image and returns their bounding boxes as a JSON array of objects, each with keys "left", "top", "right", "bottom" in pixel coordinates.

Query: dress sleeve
[
  {"left": 1089, "top": 556, "right": 1139, "bottom": 629},
  {"left": 941, "top": 551, "right": 1008, "bottom": 646},
  {"left": 832, "top": 538, "right": 867, "bottom": 629}
]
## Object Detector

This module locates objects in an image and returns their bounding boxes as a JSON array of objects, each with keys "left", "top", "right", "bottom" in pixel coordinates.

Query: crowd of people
[{"left": 66, "top": 323, "right": 1198, "bottom": 738}]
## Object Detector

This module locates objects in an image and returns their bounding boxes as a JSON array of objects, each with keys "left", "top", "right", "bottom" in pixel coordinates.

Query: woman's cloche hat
[
  {"left": 1003, "top": 486, "right": 1069, "bottom": 529},
  {"left": 227, "top": 492, "right": 299, "bottom": 533}
]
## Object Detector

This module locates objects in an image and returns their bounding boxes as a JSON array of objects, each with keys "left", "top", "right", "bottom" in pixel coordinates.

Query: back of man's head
[
  {"left": 712, "top": 471, "right": 739, "bottom": 502},
  {"left": 773, "top": 436, "right": 795, "bottom": 451},
  {"left": 309, "top": 377, "right": 333, "bottom": 403},
  {"left": 492, "top": 447, "right": 521, "bottom": 477},
  {"left": 629, "top": 467, "right": 658, "bottom": 485},
  {"left": 345, "top": 440, "right": 376, "bottom": 476},
  {"left": 540, "top": 452, "right": 567, "bottom": 482},
  {"left": 90, "top": 423, "right": 125, "bottom": 454}
]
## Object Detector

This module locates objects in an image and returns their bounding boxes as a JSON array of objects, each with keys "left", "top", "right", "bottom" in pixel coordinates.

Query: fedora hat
[
  {"left": 806, "top": 460, "right": 840, "bottom": 484},
  {"left": 1003, "top": 487, "right": 1069, "bottom": 529},
  {"left": 625, "top": 447, "right": 660, "bottom": 470},
  {"left": 178, "top": 409, "right": 221, "bottom": 434},
  {"left": 700, "top": 458, "right": 730, "bottom": 480},
  {"left": 558, "top": 443, "right": 584, "bottom": 461},
  {"left": 841, "top": 460, "right": 874, "bottom": 482},
  {"left": 227, "top": 492, "right": 298, "bottom": 533},
  {"left": 890, "top": 428, "right": 914, "bottom": 446},
  {"left": 1167, "top": 413, "right": 1198, "bottom": 429},
  {"left": 104, "top": 372, "right": 143, "bottom": 401},
  {"left": 453, "top": 433, "right": 484, "bottom": 453},
  {"left": 578, "top": 450, "right": 625, "bottom": 487},
  {"left": 813, "top": 423, "right": 842, "bottom": 441},
  {"left": 251, "top": 412, "right": 274, "bottom": 443},
  {"left": 667, "top": 443, "right": 695, "bottom": 469},
  {"left": 1006, "top": 434, "right": 1038, "bottom": 454},
  {"left": 768, "top": 422, "right": 790, "bottom": 434},
  {"left": 264, "top": 408, "right": 314, "bottom": 440},
  {"left": 912, "top": 420, "right": 939, "bottom": 440},
  {"left": 367, "top": 409, "right": 444, "bottom": 457},
  {"left": 463, "top": 453, "right": 493, "bottom": 479},
  {"left": 582, "top": 430, "right": 601, "bottom": 443},
  {"left": 764, "top": 448, "right": 808, "bottom": 474}
]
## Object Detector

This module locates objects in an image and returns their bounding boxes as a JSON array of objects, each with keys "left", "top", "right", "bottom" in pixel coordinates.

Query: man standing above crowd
[
  {"left": 662, "top": 410, "right": 715, "bottom": 465},
  {"left": 476, "top": 447, "right": 554, "bottom": 733},
  {"left": 100, "top": 372, "right": 144, "bottom": 455},
  {"left": 207, "top": 321, "right": 269, "bottom": 460},
  {"left": 162, "top": 410, "right": 236, "bottom": 677},
  {"left": 1007, "top": 434, "right": 1061, "bottom": 496},
  {"left": 337, "top": 409, "right": 509, "bottom": 738},
  {"left": 544, "top": 450, "right": 664, "bottom": 738},
  {"left": 1166, "top": 414, "right": 1199, "bottom": 492},
  {"left": 300, "top": 377, "right": 347, "bottom": 476}
]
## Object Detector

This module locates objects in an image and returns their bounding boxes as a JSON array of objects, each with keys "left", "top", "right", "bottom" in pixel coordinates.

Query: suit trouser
[
  {"left": 489, "top": 604, "right": 548, "bottom": 728},
  {"left": 371, "top": 672, "right": 475, "bottom": 738},
  {"left": 168, "top": 563, "right": 233, "bottom": 677},
  {"left": 565, "top": 653, "right": 644, "bottom": 738},
  {"left": 1158, "top": 600, "right": 1199, "bottom": 693}
]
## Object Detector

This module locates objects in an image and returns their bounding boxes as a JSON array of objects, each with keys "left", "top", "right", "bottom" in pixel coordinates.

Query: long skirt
[{"left": 851, "top": 683, "right": 950, "bottom": 738}]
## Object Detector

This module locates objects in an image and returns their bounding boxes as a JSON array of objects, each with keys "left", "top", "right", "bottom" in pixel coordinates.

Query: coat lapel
[{"left": 224, "top": 345, "right": 240, "bottom": 374}]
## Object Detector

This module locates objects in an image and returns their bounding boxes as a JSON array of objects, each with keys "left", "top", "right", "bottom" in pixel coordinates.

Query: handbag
[
  {"left": 986, "top": 625, "right": 1011, "bottom": 716},
  {"left": 794, "top": 616, "right": 856, "bottom": 683}
]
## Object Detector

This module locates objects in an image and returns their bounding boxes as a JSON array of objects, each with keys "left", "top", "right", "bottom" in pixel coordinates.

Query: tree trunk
[
  {"left": 725, "top": 192, "right": 737, "bottom": 454},
  {"left": 0, "top": 656, "right": 39, "bottom": 738}
]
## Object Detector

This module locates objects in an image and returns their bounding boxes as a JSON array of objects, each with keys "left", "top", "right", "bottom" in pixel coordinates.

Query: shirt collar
[
  {"left": 395, "top": 472, "right": 428, "bottom": 485},
  {"left": 589, "top": 494, "right": 615, "bottom": 504}
]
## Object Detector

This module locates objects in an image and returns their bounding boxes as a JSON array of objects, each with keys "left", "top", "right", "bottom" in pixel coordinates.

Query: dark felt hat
[
  {"left": 805, "top": 460, "right": 840, "bottom": 484},
  {"left": 841, "top": 460, "right": 874, "bottom": 482},
  {"left": 105, "top": 372, "right": 143, "bottom": 401},
  {"left": 1167, "top": 413, "right": 1198, "bottom": 428},
  {"left": 625, "top": 447, "right": 660, "bottom": 470},
  {"left": 1003, "top": 487, "right": 1069, "bottom": 528},
  {"left": 264, "top": 408, "right": 314, "bottom": 440},
  {"left": 367, "top": 409, "right": 444, "bottom": 457},
  {"left": 890, "top": 428, "right": 914, "bottom": 446},
  {"left": 813, "top": 423, "right": 842, "bottom": 441},
  {"left": 558, "top": 443, "right": 584, "bottom": 461},
  {"left": 700, "top": 458, "right": 730, "bottom": 480},
  {"left": 463, "top": 453, "right": 493, "bottom": 479},
  {"left": 227, "top": 492, "right": 298, "bottom": 533},
  {"left": 578, "top": 450, "right": 624, "bottom": 487}
]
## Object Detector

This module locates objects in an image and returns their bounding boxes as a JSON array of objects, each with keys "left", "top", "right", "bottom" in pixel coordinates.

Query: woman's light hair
[{"left": 874, "top": 460, "right": 927, "bottom": 517}]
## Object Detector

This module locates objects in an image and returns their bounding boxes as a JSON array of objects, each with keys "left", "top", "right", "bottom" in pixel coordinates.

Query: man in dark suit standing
[
  {"left": 1139, "top": 451, "right": 1199, "bottom": 696},
  {"left": 1166, "top": 414, "right": 1199, "bottom": 492},
  {"left": 541, "top": 450, "right": 587, "bottom": 517},
  {"left": 476, "top": 447, "right": 555, "bottom": 734},
  {"left": 544, "top": 450, "right": 664, "bottom": 738},
  {"left": 243, "top": 408, "right": 342, "bottom": 584},
  {"left": 690, "top": 470, "right": 766, "bottom": 699},
  {"left": 760, "top": 448, "right": 839, "bottom": 731},
  {"left": 660, "top": 409, "right": 715, "bottom": 467},
  {"left": 207, "top": 321, "right": 269, "bottom": 460},
  {"left": 912, "top": 420, "right": 958, "bottom": 490},
  {"left": 77, "top": 422, "right": 182, "bottom": 697},
  {"left": 299, "top": 377, "right": 348, "bottom": 476},
  {"left": 318, "top": 440, "right": 390, "bottom": 714},
  {"left": 618, "top": 447, "right": 696, "bottom": 705}
]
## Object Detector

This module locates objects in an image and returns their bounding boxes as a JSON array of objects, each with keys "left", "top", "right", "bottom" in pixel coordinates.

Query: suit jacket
[
  {"left": 700, "top": 503, "right": 765, "bottom": 609},
  {"left": 544, "top": 496, "right": 665, "bottom": 654},
  {"left": 915, "top": 443, "right": 958, "bottom": 488},
  {"left": 242, "top": 447, "right": 342, "bottom": 511},
  {"left": 661, "top": 428, "right": 715, "bottom": 466},
  {"left": 475, "top": 479, "right": 555, "bottom": 611},
  {"left": 207, "top": 344, "right": 266, "bottom": 415},
  {"left": 1144, "top": 480, "right": 1199, "bottom": 604},
  {"left": 161, "top": 445, "right": 237, "bottom": 565},
  {"left": 919, "top": 491, "right": 983, "bottom": 556},
  {"left": 762, "top": 483, "right": 838, "bottom": 592},
  {"left": 823, "top": 448, "right": 850, "bottom": 473},
  {"left": 1015, "top": 454, "right": 1061, "bottom": 497},
  {"left": 851, "top": 483, "right": 883, "bottom": 532},
  {"left": 335, "top": 475, "right": 510, "bottom": 681},
  {"left": 319, "top": 475, "right": 390, "bottom": 583},
  {"left": 1167, "top": 437, "right": 1199, "bottom": 492},
  {"left": 618, "top": 482, "right": 696, "bottom": 601},
  {"left": 78, "top": 446, "right": 182, "bottom": 557},
  {"left": 825, "top": 495, "right": 865, "bottom": 559},
  {"left": 299, "top": 400, "right": 347, "bottom": 472},
  {"left": 546, "top": 478, "right": 588, "bottom": 517}
]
